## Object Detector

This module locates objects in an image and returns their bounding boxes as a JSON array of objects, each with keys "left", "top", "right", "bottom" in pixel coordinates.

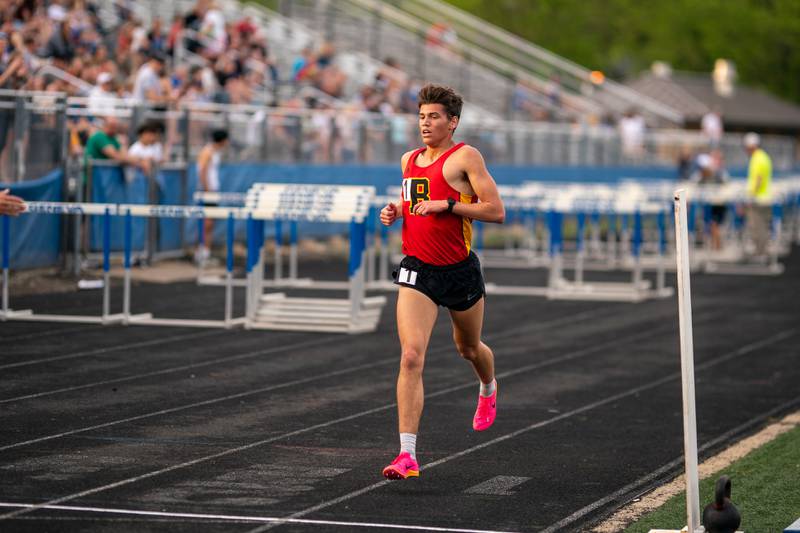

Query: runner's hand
[
  {"left": 380, "top": 203, "right": 400, "bottom": 226},
  {"left": 411, "top": 200, "right": 448, "bottom": 216}
]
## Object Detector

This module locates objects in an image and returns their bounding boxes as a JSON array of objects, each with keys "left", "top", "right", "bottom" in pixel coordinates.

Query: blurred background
[{"left": 1, "top": 0, "right": 798, "bottom": 270}]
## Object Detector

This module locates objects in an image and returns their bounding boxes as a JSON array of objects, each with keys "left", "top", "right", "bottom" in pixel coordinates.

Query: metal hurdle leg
[
  {"left": 365, "top": 207, "right": 376, "bottom": 284},
  {"left": 348, "top": 219, "right": 366, "bottom": 329},
  {"left": 606, "top": 214, "right": 617, "bottom": 268},
  {"left": 547, "top": 211, "right": 564, "bottom": 290},
  {"left": 274, "top": 219, "right": 283, "bottom": 285},
  {"left": 574, "top": 212, "right": 585, "bottom": 285},
  {"left": 2, "top": 215, "right": 8, "bottom": 317},
  {"left": 225, "top": 212, "right": 234, "bottom": 326},
  {"left": 123, "top": 210, "right": 131, "bottom": 321},
  {"left": 631, "top": 210, "right": 644, "bottom": 291},
  {"left": 0, "top": 215, "right": 26, "bottom": 319},
  {"left": 101, "top": 209, "right": 124, "bottom": 325},
  {"left": 656, "top": 209, "right": 669, "bottom": 296},
  {"left": 620, "top": 213, "right": 631, "bottom": 259},
  {"left": 121, "top": 209, "right": 153, "bottom": 325},
  {"left": 289, "top": 220, "right": 298, "bottom": 281},
  {"left": 589, "top": 211, "right": 601, "bottom": 258}
]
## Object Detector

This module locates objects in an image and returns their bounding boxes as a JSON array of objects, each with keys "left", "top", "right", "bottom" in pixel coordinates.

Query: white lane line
[
  {"left": 0, "top": 335, "right": 339, "bottom": 404},
  {"left": 0, "top": 325, "right": 92, "bottom": 343},
  {"left": 0, "top": 356, "right": 395, "bottom": 453},
  {"left": 0, "top": 302, "right": 611, "bottom": 404},
  {"left": 0, "top": 309, "right": 658, "bottom": 521},
  {"left": 242, "top": 328, "right": 797, "bottom": 533},
  {"left": 464, "top": 476, "right": 530, "bottom": 496},
  {"left": 0, "top": 329, "right": 225, "bottom": 370},
  {"left": 0, "top": 306, "right": 616, "bottom": 451},
  {"left": 0, "top": 503, "right": 520, "bottom": 533}
]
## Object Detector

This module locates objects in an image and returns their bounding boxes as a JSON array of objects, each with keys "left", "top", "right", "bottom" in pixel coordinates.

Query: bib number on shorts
[{"left": 398, "top": 267, "right": 418, "bottom": 286}]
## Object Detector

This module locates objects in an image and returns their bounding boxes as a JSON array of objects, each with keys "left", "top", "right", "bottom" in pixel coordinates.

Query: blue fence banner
[{"left": 0, "top": 169, "right": 62, "bottom": 268}]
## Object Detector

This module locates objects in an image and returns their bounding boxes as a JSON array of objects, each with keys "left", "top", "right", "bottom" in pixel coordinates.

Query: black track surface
[{"left": 1, "top": 251, "right": 798, "bottom": 532}]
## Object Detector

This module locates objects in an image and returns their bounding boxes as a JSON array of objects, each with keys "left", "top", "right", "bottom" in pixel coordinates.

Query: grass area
[{"left": 625, "top": 424, "right": 800, "bottom": 532}]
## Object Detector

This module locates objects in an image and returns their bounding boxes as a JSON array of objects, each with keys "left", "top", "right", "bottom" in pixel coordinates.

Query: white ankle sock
[
  {"left": 400, "top": 433, "right": 417, "bottom": 459},
  {"left": 480, "top": 378, "right": 496, "bottom": 397}
]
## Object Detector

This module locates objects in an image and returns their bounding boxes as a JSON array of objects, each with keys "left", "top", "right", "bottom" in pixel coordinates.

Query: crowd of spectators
[
  {"left": 0, "top": 0, "right": 428, "bottom": 169},
  {"left": 0, "top": 0, "right": 424, "bottom": 110}
]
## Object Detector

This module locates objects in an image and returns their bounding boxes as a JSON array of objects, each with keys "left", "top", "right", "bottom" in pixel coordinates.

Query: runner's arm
[{"left": 411, "top": 146, "right": 505, "bottom": 223}]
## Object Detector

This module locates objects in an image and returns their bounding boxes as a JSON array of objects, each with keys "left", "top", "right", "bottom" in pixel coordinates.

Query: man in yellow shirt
[{"left": 743, "top": 132, "right": 772, "bottom": 258}]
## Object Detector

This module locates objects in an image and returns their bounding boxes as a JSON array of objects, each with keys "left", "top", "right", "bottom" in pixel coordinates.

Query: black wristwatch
[{"left": 446, "top": 197, "right": 456, "bottom": 213}]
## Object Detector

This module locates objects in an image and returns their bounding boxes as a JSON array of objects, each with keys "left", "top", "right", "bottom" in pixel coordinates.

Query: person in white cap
[
  {"left": 742, "top": 132, "right": 772, "bottom": 259},
  {"left": 88, "top": 72, "right": 118, "bottom": 116}
]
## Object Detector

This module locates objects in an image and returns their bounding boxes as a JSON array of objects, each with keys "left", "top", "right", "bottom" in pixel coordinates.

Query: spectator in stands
[
  {"left": 128, "top": 120, "right": 164, "bottom": 165},
  {"left": 0, "top": 32, "right": 26, "bottom": 89},
  {"left": 132, "top": 52, "right": 167, "bottom": 103},
  {"left": 0, "top": 189, "right": 25, "bottom": 216},
  {"left": 511, "top": 80, "right": 539, "bottom": 121},
  {"left": 676, "top": 145, "right": 693, "bottom": 181},
  {"left": 68, "top": 115, "right": 93, "bottom": 156},
  {"left": 426, "top": 22, "right": 457, "bottom": 51},
  {"left": 743, "top": 132, "right": 772, "bottom": 260},
  {"left": 333, "top": 103, "right": 360, "bottom": 163},
  {"left": 166, "top": 14, "right": 184, "bottom": 57},
  {"left": 87, "top": 72, "right": 117, "bottom": 116},
  {"left": 199, "top": 1, "right": 226, "bottom": 57},
  {"left": 83, "top": 116, "right": 151, "bottom": 181},
  {"left": 701, "top": 108, "right": 723, "bottom": 148},
  {"left": 545, "top": 74, "right": 562, "bottom": 109},
  {"left": 619, "top": 108, "right": 645, "bottom": 160},
  {"left": 292, "top": 46, "right": 316, "bottom": 82},
  {"left": 41, "top": 14, "right": 75, "bottom": 63},
  {"left": 709, "top": 149, "right": 729, "bottom": 181},
  {"left": 195, "top": 129, "right": 228, "bottom": 266},
  {"left": 148, "top": 17, "right": 167, "bottom": 54},
  {"left": 690, "top": 153, "right": 727, "bottom": 250}
]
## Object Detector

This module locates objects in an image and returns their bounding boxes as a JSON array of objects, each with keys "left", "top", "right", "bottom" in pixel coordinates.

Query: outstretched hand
[{"left": 0, "top": 189, "right": 26, "bottom": 216}]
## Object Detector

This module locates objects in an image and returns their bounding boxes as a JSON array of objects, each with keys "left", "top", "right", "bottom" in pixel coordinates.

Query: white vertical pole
[{"left": 673, "top": 189, "right": 701, "bottom": 533}]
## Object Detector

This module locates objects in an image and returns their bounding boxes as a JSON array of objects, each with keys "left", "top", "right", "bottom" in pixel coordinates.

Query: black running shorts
[{"left": 392, "top": 251, "right": 485, "bottom": 311}]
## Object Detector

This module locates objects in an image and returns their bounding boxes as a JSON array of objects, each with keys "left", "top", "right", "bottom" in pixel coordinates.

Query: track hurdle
[
  {"left": 546, "top": 199, "right": 673, "bottom": 302},
  {"left": 685, "top": 181, "right": 788, "bottom": 276},
  {"left": 484, "top": 187, "right": 674, "bottom": 302},
  {"left": 243, "top": 184, "right": 386, "bottom": 333},
  {"left": 195, "top": 187, "right": 388, "bottom": 293},
  {"left": 5, "top": 184, "right": 386, "bottom": 333},
  {"left": 2, "top": 202, "right": 250, "bottom": 328}
]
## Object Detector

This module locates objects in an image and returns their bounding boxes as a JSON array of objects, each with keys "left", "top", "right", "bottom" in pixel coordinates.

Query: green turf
[{"left": 624, "top": 423, "right": 800, "bottom": 532}]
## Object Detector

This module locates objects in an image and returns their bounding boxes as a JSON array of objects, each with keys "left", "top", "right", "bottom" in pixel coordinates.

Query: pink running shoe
[
  {"left": 382, "top": 451, "right": 419, "bottom": 480},
  {"left": 472, "top": 386, "right": 497, "bottom": 431}
]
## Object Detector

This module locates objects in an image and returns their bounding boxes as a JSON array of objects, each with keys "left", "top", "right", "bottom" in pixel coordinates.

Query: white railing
[
  {"left": 1, "top": 90, "right": 796, "bottom": 178},
  {"left": 391, "top": 0, "right": 684, "bottom": 124}
]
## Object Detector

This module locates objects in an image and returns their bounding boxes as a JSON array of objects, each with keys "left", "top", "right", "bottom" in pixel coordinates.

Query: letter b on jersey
[{"left": 402, "top": 177, "right": 430, "bottom": 215}]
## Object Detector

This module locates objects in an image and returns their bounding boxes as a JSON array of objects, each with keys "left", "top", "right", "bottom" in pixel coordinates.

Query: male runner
[{"left": 379, "top": 84, "right": 505, "bottom": 480}]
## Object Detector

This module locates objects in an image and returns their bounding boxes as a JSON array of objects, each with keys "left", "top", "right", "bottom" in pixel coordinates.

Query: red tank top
[{"left": 401, "top": 142, "right": 477, "bottom": 265}]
